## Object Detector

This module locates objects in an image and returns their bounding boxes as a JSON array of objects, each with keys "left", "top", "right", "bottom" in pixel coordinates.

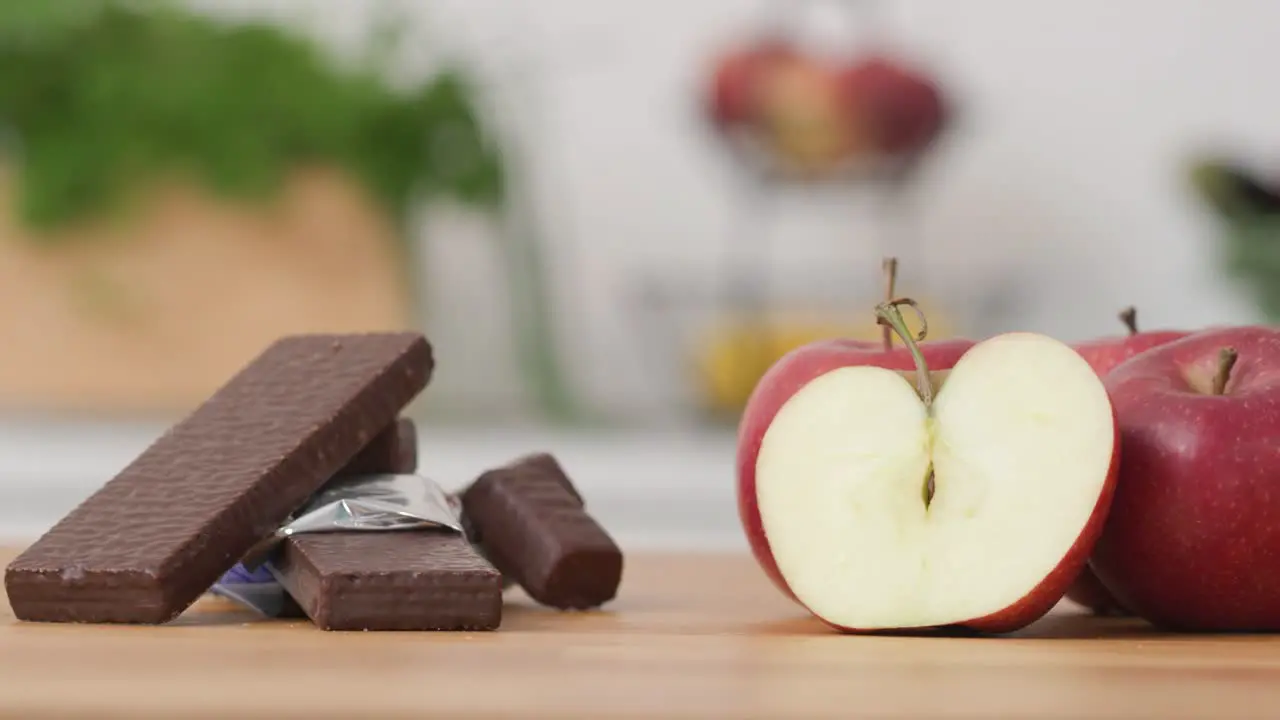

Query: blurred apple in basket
[{"left": 704, "top": 39, "right": 950, "bottom": 176}]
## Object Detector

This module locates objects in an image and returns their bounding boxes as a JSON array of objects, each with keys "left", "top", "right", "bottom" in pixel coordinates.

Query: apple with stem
[
  {"left": 737, "top": 259, "right": 971, "bottom": 597},
  {"left": 1093, "top": 328, "right": 1280, "bottom": 631},
  {"left": 1072, "top": 306, "right": 1189, "bottom": 377},
  {"left": 1064, "top": 306, "right": 1188, "bottom": 615},
  {"left": 738, "top": 298, "right": 1119, "bottom": 633}
]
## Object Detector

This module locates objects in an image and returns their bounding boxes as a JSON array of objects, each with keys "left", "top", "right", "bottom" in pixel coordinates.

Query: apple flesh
[
  {"left": 740, "top": 328, "right": 1118, "bottom": 633},
  {"left": 1092, "top": 328, "right": 1280, "bottom": 631}
]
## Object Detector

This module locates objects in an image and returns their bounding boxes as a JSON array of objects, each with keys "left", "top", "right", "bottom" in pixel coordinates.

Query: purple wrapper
[
  {"left": 221, "top": 563, "right": 276, "bottom": 584},
  {"left": 209, "top": 563, "right": 297, "bottom": 617}
]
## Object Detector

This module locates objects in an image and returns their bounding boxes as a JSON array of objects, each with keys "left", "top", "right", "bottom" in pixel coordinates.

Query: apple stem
[
  {"left": 881, "top": 257, "right": 899, "bottom": 352},
  {"left": 1213, "top": 347, "right": 1238, "bottom": 396},
  {"left": 1119, "top": 306, "right": 1138, "bottom": 336},
  {"left": 875, "top": 297, "right": 932, "bottom": 407}
]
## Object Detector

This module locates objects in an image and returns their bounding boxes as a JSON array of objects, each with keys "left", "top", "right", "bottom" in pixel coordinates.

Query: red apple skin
[
  {"left": 1072, "top": 330, "right": 1191, "bottom": 378},
  {"left": 1092, "top": 326, "right": 1280, "bottom": 631},
  {"left": 706, "top": 40, "right": 797, "bottom": 127},
  {"left": 1063, "top": 563, "right": 1129, "bottom": 616},
  {"left": 738, "top": 335, "right": 1120, "bottom": 634},
  {"left": 736, "top": 337, "right": 973, "bottom": 602},
  {"left": 1065, "top": 327, "right": 1188, "bottom": 614}
]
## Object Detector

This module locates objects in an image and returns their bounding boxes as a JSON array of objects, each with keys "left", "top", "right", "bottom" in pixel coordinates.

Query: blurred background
[{"left": 0, "top": 0, "right": 1278, "bottom": 551}]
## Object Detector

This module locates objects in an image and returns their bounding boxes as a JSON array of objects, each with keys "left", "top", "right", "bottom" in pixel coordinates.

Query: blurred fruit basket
[
  {"left": 702, "top": 0, "right": 950, "bottom": 184},
  {"left": 672, "top": 0, "right": 959, "bottom": 422}
]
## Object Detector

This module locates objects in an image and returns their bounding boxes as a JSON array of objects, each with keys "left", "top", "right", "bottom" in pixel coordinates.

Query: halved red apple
[{"left": 739, "top": 299, "right": 1120, "bottom": 633}]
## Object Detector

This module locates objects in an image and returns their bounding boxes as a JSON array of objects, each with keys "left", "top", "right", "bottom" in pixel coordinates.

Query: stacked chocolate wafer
[
  {"left": 457, "top": 453, "right": 622, "bottom": 610},
  {"left": 2, "top": 332, "right": 622, "bottom": 631}
]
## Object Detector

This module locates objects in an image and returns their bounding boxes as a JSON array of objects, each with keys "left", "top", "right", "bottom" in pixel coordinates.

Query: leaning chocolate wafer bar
[
  {"left": 459, "top": 453, "right": 622, "bottom": 610},
  {"left": 5, "top": 333, "right": 433, "bottom": 624},
  {"left": 273, "top": 532, "right": 502, "bottom": 631}
]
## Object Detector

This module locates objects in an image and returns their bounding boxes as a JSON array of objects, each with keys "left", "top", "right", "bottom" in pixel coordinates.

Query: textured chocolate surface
[
  {"left": 272, "top": 415, "right": 419, "bottom": 620},
  {"left": 455, "top": 453, "right": 582, "bottom": 548},
  {"left": 510, "top": 453, "right": 584, "bottom": 505},
  {"left": 460, "top": 454, "right": 622, "bottom": 610},
  {"left": 5, "top": 333, "right": 433, "bottom": 624},
  {"left": 336, "top": 418, "right": 418, "bottom": 476},
  {"left": 274, "top": 533, "right": 502, "bottom": 631}
]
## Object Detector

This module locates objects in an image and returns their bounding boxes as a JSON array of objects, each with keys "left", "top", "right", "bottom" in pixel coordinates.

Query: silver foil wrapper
[
  {"left": 210, "top": 473, "right": 467, "bottom": 616},
  {"left": 279, "top": 472, "right": 461, "bottom": 537},
  {"left": 238, "top": 472, "right": 462, "bottom": 568}
]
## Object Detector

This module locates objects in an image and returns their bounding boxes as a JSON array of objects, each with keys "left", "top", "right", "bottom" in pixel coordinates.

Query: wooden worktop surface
[{"left": 3, "top": 548, "right": 1279, "bottom": 719}]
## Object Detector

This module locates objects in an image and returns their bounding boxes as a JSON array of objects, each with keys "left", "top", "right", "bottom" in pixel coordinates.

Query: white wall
[
  {"left": 6, "top": 0, "right": 1277, "bottom": 546},
  {"left": 188, "top": 0, "right": 1277, "bottom": 420}
]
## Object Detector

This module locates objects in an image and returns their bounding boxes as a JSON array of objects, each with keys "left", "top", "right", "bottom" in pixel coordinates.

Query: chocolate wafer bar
[
  {"left": 5, "top": 333, "right": 433, "bottom": 624},
  {"left": 214, "top": 416, "right": 421, "bottom": 618},
  {"left": 274, "top": 532, "right": 502, "bottom": 631},
  {"left": 336, "top": 418, "right": 417, "bottom": 476},
  {"left": 460, "top": 453, "right": 622, "bottom": 610},
  {"left": 268, "top": 418, "right": 501, "bottom": 631}
]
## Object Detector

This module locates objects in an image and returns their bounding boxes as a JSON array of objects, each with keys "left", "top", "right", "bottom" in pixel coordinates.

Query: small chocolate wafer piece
[
  {"left": 274, "top": 532, "right": 502, "bottom": 631},
  {"left": 460, "top": 453, "right": 622, "bottom": 610},
  {"left": 5, "top": 333, "right": 433, "bottom": 624},
  {"left": 454, "top": 453, "right": 580, "bottom": 548},
  {"left": 336, "top": 418, "right": 417, "bottom": 476}
]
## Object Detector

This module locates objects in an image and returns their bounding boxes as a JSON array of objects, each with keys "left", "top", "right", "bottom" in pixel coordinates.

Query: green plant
[
  {"left": 0, "top": 0, "right": 503, "bottom": 240},
  {"left": 1189, "top": 157, "right": 1280, "bottom": 321},
  {"left": 0, "top": 1, "right": 585, "bottom": 422}
]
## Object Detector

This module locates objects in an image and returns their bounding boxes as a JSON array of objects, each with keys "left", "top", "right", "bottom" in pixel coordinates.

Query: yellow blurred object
[{"left": 694, "top": 302, "right": 956, "bottom": 416}]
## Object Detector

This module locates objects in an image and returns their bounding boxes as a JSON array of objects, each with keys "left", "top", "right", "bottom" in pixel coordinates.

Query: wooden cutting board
[{"left": 2, "top": 548, "right": 1278, "bottom": 719}]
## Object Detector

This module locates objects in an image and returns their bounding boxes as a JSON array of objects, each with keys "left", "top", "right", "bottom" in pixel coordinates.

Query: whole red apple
[
  {"left": 838, "top": 55, "right": 947, "bottom": 158},
  {"left": 706, "top": 39, "right": 797, "bottom": 128},
  {"left": 738, "top": 298, "right": 1118, "bottom": 634},
  {"left": 1064, "top": 306, "right": 1188, "bottom": 615},
  {"left": 1072, "top": 306, "right": 1190, "bottom": 377},
  {"left": 1093, "top": 327, "right": 1280, "bottom": 631}
]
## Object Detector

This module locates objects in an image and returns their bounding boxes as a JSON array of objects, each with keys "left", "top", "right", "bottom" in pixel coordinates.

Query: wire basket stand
[{"left": 693, "top": 0, "right": 954, "bottom": 421}]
